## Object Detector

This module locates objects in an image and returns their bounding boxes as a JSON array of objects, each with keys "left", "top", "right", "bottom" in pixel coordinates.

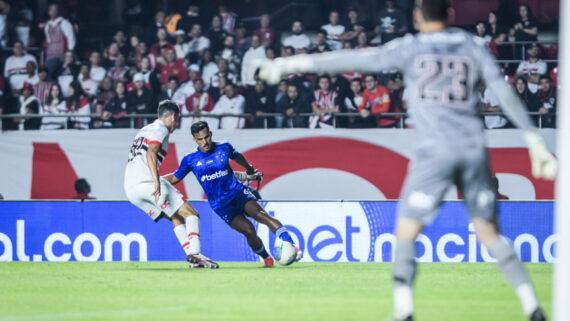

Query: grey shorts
[{"left": 398, "top": 147, "right": 496, "bottom": 224}]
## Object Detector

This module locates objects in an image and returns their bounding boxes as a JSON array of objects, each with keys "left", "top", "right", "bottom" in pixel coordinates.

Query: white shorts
[{"left": 124, "top": 178, "right": 186, "bottom": 221}]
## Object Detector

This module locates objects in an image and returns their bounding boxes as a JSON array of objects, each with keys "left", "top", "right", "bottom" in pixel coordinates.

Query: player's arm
[
  {"left": 162, "top": 173, "right": 181, "bottom": 185},
  {"left": 146, "top": 143, "right": 162, "bottom": 203},
  {"left": 478, "top": 45, "right": 557, "bottom": 180},
  {"left": 258, "top": 36, "right": 412, "bottom": 84},
  {"left": 233, "top": 152, "right": 255, "bottom": 174}
]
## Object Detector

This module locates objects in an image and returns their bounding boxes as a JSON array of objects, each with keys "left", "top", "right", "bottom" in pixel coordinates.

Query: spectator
[
  {"left": 158, "top": 75, "right": 186, "bottom": 107},
  {"left": 88, "top": 51, "right": 107, "bottom": 83},
  {"left": 536, "top": 75, "right": 556, "bottom": 128},
  {"left": 134, "top": 40, "right": 156, "bottom": 71},
  {"left": 56, "top": 50, "right": 79, "bottom": 97},
  {"left": 179, "top": 65, "right": 201, "bottom": 97},
  {"left": 103, "top": 81, "right": 130, "bottom": 128},
  {"left": 201, "top": 49, "right": 218, "bottom": 89},
  {"left": 78, "top": 63, "right": 98, "bottom": 99},
  {"left": 187, "top": 23, "right": 210, "bottom": 58},
  {"left": 359, "top": 74, "right": 395, "bottom": 128},
  {"left": 516, "top": 43, "right": 547, "bottom": 93},
  {"left": 206, "top": 15, "right": 228, "bottom": 56},
  {"left": 149, "top": 27, "right": 174, "bottom": 58},
  {"left": 218, "top": 3, "right": 239, "bottom": 35},
  {"left": 145, "top": 10, "right": 165, "bottom": 45},
  {"left": 113, "top": 30, "right": 129, "bottom": 58},
  {"left": 265, "top": 47, "right": 276, "bottom": 60},
  {"left": 311, "top": 29, "right": 331, "bottom": 53},
  {"left": 246, "top": 79, "right": 273, "bottom": 128},
  {"left": 137, "top": 56, "right": 161, "bottom": 96},
  {"left": 510, "top": 4, "right": 538, "bottom": 61},
  {"left": 213, "top": 82, "right": 245, "bottom": 129},
  {"left": 67, "top": 80, "right": 91, "bottom": 129},
  {"left": 209, "top": 58, "right": 236, "bottom": 89},
  {"left": 183, "top": 77, "right": 216, "bottom": 132},
  {"left": 21, "top": 61, "right": 39, "bottom": 90},
  {"left": 209, "top": 75, "right": 228, "bottom": 103},
  {"left": 234, "top": 24, "right": 251, "bottom": 56},
  {"left": 514, "top": 76, "right": 540, "bottom": 118},
  {"left": 174, "top": 30, "right": 190, "bottom": 61},
  {"left": 282, "top": 21, "right": 311, "bottom": 53},
  {"left": 44, "top": 4, "right": 76, "bottom": 81},
  {"left": 488, "top": 11, "right": 509, "bottom": 61},
  {"left": 127, "top": 73, "right": 154, "bottom": 127},
  {"left": 14, "top": 82, "right": 40, "bottom": 130},
  {"left": 33, "top": 67, "right": 51, "bottom": 107},
  {"left": 0, "top": 1, "right": 8, "bottom": 47},
  {"left": 475, "top": 21, "right": 492, "bottom": 43},
  {"left": 376, "top": 0, "right": 408, "bottom": 44},
  {"left": 344, "top": 77, "right": 367, "bottom": 128},
  {"left": 160, "top": 48, "right": 188, "bottom": 85},
  {"left": 321, "top": 10, "right": 345, "bottom": 51},
  {"left": 95, "top": 77, "right": 115, "bottom": 114},
  {"left": 74, "top": 178, "right": 95, "bottom": 201},
  {"left": 479, "top": 82, "right": 507, "bottom": 129},
  {"left": 339, "top": 8, "right": 365, "bottom": 46},
  {"left": 126, "top": 35, "right": 140, "bottom": 66},
  {"left": 356, "top": 31, "right": 371, "bottom": 49},
  {"left": 41, "top": 83, "right": 67, "bottom": 129},
  {"left": 281, "top": 45, "right": 295, "bottom": 58},
  {"left": 107, "top": 54, "right": 129, "bottom": 82},
  {"left": 276, "top": 83, "right": 310, "bottom": 128},
  {"left": 254, "top": 13, "right": 277, "bottom": 48},
  {"left": 241, "top": 34, "right": 265, "bottom": 88},
  {"left": 309, "top": 75, "right": 340, "bottom": 128},
  {"left": 217, "top": 34, "right": 241, "bottom": 78},
  {"left": 103, "top": 42, "right": 121, "bottom": 69},
  {"left": 4, "top": 40, "right": 37, "bottom": 95},
  {"left": 177, "top": 1, "right": 202, "bottom": 36}
]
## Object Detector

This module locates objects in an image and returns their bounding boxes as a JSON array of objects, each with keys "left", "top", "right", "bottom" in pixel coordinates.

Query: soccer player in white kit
[
  {"left": 124, "top": 99, "right": 218, "bottom": 269},
  {"left": 258, "top": 0, "right": 557, "bottom": 320}
]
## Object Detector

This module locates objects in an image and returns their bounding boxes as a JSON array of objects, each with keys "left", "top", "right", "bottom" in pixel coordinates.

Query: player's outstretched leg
[
  {"left": 176, "top": 202, "right": 219, "bottom": 269},
  {"left": 244, "top": 200, "right": 302, "bottom": 262},
  {"left": 472, "top": 218, "right": 545, "bottom": 321},
  {"left": 231, "top": 214, "right": 274, "bottom": 267},
  {"left": 391, "top": 217, "right": 423, "bottom": 321}
]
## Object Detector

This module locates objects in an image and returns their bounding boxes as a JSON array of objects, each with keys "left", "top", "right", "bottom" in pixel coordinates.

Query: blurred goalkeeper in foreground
[{"left": 258, "top": 0, "right": 556, "bottom": 320}]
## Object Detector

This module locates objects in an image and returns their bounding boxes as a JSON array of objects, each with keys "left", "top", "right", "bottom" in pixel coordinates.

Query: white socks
[
  {"left": 173, "top": 215, "right": 201, "bottom": 256},
  {"left": 516, "top": 283, "right": 539, "bottom": 316},
  {"left": 393, "top": 286, "right": 414, "bottom": 319},
  {"left": 185, "top": 215, "right": 201, "bottom": 255}
]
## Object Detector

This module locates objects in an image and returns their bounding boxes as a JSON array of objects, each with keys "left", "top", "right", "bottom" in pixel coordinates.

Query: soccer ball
[{"left": 273, "top": 241, "right": 297, "bottom": 266}]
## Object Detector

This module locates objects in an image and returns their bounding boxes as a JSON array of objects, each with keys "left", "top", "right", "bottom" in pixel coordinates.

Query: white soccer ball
[{"left": 273, "top": 241, "right": 297, "bottom": 266}]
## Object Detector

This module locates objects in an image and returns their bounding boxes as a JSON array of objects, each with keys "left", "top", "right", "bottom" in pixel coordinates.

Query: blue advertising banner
[{"left": 0, "top": 201, "right": 555, "bottom": 263}]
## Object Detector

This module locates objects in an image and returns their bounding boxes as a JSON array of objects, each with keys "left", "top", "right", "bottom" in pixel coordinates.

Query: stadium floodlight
[{"left": 553, "top": 0, "right": 570, "bottom": 320}]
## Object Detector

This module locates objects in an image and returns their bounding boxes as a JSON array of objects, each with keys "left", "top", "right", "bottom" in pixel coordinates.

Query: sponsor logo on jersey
[{"left": 201, "top": 170, "right": 229, "bottom": 182}]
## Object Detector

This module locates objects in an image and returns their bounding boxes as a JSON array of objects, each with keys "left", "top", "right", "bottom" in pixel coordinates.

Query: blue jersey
[{"left": 174, "top": 141, "right": 245, "bottom": 207}]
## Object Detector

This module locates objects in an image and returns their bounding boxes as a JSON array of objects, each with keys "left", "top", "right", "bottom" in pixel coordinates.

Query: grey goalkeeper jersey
[{"left": 309, "top": 28, "right": 534, "bottom": 149}]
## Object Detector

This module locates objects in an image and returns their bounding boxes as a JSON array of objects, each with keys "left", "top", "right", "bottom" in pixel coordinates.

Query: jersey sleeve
[
  {"left": 476, "top": 41, "right": 534, "bottom": 130},
  {"left": 227, "top": 143, "right": 239, "bottom": 159},
  {"left": 309, "top": 34, "right": 414, "bottom": 74},
  {"left": 173, "top": 156, "right": 192, "bottom": 180},
  {"left": 146, "top": 125, "right": 169, "bottom": 145}
]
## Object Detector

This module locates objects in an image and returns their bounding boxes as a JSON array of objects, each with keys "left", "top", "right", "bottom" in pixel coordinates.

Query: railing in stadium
[{"left": 0, "top": 111, "right": 552, "bottom": 131}]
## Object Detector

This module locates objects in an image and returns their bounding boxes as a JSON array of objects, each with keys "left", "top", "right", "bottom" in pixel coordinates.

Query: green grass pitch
[{"left": 0, "top": 262, "right": 551, "bottom": 321}]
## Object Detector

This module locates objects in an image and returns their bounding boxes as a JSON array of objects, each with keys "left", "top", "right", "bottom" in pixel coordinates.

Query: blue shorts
[{"left": 211, "top": 187, "right": 257, "bottom": 225}]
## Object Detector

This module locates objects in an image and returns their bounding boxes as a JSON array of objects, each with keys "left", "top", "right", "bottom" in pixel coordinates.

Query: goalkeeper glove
[
  {"left": 257, "top": 55, "right": 316, "bottom": 85},
  {"left": 523, "top": 131, "right": 557, "bottom": 180}
]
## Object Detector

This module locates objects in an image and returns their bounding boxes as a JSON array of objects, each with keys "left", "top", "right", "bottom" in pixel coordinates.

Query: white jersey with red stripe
[{"left": 124, "top": 119, "right": 170, "bottom": 187}]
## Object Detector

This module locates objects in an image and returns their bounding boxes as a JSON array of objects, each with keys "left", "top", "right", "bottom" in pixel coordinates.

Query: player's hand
[
  {"left": 246, "top": 166, "right": 257, "bottom": 175},
  {"left": 524, "top": 131, "right": 557, "bottom": 180},
  {"left": 257, "top": 55, "right": 316, "bottom": 85},
  {"left": 152, "top": 182, "right": 161, "bottom": 204}
]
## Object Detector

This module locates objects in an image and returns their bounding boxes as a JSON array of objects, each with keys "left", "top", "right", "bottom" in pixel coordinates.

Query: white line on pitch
[{"left": 0, "top": 306, "right": 185, "bottom": 320}]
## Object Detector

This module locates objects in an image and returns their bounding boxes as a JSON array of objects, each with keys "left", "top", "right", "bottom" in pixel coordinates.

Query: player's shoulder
[
  {"left": 215, "top": 140, "right": 232, "bottom": 148},
  {"left": 182, "top": 146, "right": 200, "bottom": 160}
]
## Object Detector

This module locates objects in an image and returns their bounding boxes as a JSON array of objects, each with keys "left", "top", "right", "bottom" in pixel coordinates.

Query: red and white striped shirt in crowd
[
  {"left": 312, "top": 89, "right": 338, "bottom": 122},
  {"left": 33, "top": 81, "right": 52, "bottom": 106}
]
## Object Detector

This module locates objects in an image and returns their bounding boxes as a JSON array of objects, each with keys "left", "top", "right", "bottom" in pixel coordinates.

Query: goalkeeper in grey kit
[{"left": 258, "top": 0, "right": 556, "bottom": 320}]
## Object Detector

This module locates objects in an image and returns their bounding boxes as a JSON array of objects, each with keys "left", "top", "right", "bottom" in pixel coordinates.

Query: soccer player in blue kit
[{"left": 163, "top": 121, "right": 302, "bottom": 267}]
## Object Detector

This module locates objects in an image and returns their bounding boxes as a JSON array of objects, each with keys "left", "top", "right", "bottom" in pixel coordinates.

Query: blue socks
[{"left": 275, "top": 226, "right": 294, "bottom": 245}]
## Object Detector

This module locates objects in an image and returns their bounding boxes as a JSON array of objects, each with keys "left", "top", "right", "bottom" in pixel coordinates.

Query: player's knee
[{"left": 177, "top": 203, "right": 200, "bottom": 218}]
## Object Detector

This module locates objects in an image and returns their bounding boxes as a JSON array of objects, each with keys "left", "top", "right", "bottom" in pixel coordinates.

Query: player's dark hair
[
  {"left": 157, "top": 100, "right": 180, "bottom": 118},
  {"left": 416, "top": 0, "right": 451, "bottom": 22},
  {"left": 191, "top": 121, "right": 210, "bottom": 136},
  {"left": 74, "top": 178, "right": 90, "bottom": 194}
]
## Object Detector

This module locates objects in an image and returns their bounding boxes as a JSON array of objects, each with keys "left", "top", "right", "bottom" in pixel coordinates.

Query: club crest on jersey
[
  {"left": 201, "top": 169, "right": 229, "bottom": 182},
  {"left": 160, "top": 201, "right": 170, "bottom": 210}
]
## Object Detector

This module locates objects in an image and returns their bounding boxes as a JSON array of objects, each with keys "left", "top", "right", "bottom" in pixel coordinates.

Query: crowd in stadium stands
[{"left": 0, "top": 0, "right": 558, "bottom": 130}]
